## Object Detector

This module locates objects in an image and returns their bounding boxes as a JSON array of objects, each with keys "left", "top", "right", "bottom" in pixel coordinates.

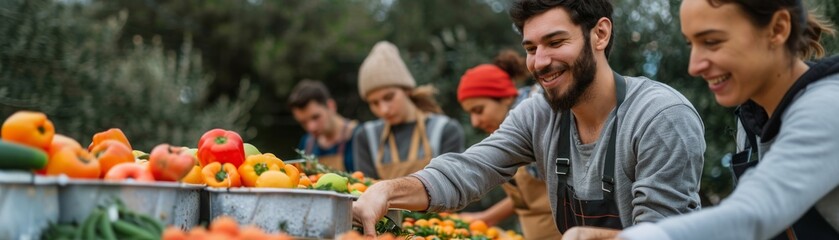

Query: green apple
[
  {"left": 243, "top": 143, "right": 261, "bottom": 157},
  {"left": 314, "top": 173, "right": 349, "bottom": 192},
  {"left": 132, "top": 150, "right": 149, "bottom": 160},
  {"left": 183, "top": 148, "right": 198, "bottom": 158}
]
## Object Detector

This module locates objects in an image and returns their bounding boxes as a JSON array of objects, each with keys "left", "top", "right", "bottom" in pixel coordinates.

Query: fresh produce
[
  {"left": 148, "top": 144, "right": 195, "bottom": 181},
  {"left": 181, "top": 165, "right": 205, "bottom": 184},
  {"left": 103, "top": 162, "right": 155, "bottom": 182},
  {"left": 44, "top": 145, "right": 100, "bottom": 179},
  {"left": 197, "top": 128, "right": 245, "bottom": 167},
  {"left": 49, "top": 134, "right": 83, "bottom": 156},
  {"left": 39, "top": 200, "right": 165, "bottom": 240},
  {"left": 162, "top": 216, "right": 293, "bottom": 240},
  {"left": 238, "top": 154, "right": 282, "bottom": 187},
  {"left": 314, "top": 173, "right": 349, "bottom": 193},
  {"left": 1, "top": 111, "right": 54, "bottom": 150},
  {"left": 91, "top": 140, "right": 134, "bottom": 177},
  {"left": 202, "top": 162, "right": 242, "bottom": 187},
  {"left": 243, "top": 142, "right": 262, "bottom": 157},
  {"left": 88, "top": 128, "right": 132, "bottom": 151},
  {"left": 255, "top": 171, "right": 294, "bottom": 188},
  {"left": 0, "top": 140, "right": 48, "bottom": 170}
]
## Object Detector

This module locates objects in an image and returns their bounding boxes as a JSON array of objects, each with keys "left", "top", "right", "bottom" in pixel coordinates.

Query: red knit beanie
[{"left": 457, "top": 64, "right": 519, "bottom": 102}]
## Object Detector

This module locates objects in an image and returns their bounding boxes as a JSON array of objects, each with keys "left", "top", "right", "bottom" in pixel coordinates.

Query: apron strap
[{"left": 555, "top": 72, "right": 626, "bottom": 200}]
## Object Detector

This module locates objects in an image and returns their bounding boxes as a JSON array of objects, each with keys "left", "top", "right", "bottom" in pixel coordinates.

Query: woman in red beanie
[{"left": 457, "top": 50, "right": 561, "bottom": 240}]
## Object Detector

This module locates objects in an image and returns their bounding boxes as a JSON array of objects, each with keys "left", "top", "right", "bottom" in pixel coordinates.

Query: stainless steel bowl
[
  {"left": 0, "top": 171, "right": 59, "bottom": 240},
  {"left": 58, "top": 179, "right": 203, "bottom": 229},
  {"left": 206, "top": 187, "right": 354, "bottom": 238}
]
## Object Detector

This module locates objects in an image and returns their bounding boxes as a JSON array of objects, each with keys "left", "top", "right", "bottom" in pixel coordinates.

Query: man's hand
[
  {"left": 352, "top": 182, "right": 391, "bottom": 237},
  {"left": 561, "top": 226, "right": 622, "bottom": 240}
]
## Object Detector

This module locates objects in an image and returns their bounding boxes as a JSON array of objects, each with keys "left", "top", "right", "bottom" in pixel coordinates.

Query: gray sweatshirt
[
  {"left": 413, "top": 76, "right": 705, "bottom": 228},
  {"left": 635, "top": 74, "right": 839, "bottom": 240}
]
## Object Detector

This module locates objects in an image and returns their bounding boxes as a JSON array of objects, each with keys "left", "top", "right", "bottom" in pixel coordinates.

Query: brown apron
[
  {"left": 306, "top": 120, "right": 358, "bottom": 172},
  {"left": 374, "top": 113, "right": 433, "bottom": 180},
  {"left": 501, "top": 167, "right": 562, "bottom": 239}
]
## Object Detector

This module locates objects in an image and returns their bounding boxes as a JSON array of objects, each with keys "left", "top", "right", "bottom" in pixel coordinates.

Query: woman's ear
[
  {"left": 592, "top": 17, "right": 613, "bottom": 51},
  {"left": 768, "top": 9, "right": 793, "bottom": 49}
]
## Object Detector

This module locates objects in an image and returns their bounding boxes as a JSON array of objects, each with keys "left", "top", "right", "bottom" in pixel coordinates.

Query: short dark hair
[
  {"left": 509, "top": 0, "right": 615, "bottom": 58},
  {"left": 707, "top": 0, "right": 835, "bottom": 59},
  {"left": 287, "top": 79, "right": 331, "bottom": 109}
]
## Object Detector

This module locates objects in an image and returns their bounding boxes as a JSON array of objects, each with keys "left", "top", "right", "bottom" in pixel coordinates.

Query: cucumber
[
  {"left": 112, "top": 220, "right": 156, "bottom": 240},
  {"left": 0, "top": 140, "right": 48, "bottom": 170}
]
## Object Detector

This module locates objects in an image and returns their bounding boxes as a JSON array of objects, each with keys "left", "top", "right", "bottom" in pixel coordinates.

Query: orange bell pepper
[
  {"left": 88, "top": 128, "right": 132, "bottom": 151},
  {"left": 45, "top": 146, "right": 100, "bottom": 179},
  {"left": 1, "top": 111, "right": 55, "bottom": 150},
  {"left": 91, "top": 140, "right": 134, "bottom": 178},
  {"left": 181, "top": 165, "right": 205, "bottom": 184},
  {"left": 202, "top": 162, "right": 242, "bottom": 188},
  {"left": 104, "top": 162, "right": 154, "bottom": 182},
  {"left": 238, "top": 154, "right": 282, "bottom": 187},
  {"left": 36, "top": 134, "right": 83, "bottom": 174}
]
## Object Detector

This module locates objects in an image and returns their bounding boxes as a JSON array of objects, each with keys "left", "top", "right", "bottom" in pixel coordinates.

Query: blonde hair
[{"left": 407, "top": 85, "right": 443, "bottom": 114}]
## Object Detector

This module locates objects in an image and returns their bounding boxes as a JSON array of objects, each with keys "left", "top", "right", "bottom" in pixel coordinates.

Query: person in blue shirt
[{"left": 288, "top": 79, "right": 359, "bottom": 172}]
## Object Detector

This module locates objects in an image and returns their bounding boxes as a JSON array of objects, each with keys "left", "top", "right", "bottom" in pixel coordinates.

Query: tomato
[
  {"left": 148, "top": 144, "right": 195, "bottom": 181},
  {"left": 103, "top": 162, "right": 154, "bottom": 182}
]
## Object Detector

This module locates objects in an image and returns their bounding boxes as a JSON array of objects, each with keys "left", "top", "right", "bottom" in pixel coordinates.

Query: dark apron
[
  {"left": 732, "top": 56, "right": 839, "bottom": 240},
  {"left": 553, "top": 72, "right": 626, "bottom": 233}
]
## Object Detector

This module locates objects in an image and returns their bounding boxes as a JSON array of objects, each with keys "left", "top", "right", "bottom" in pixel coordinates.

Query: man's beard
[{"left": 536, "top": 38, "right": 597, "bottom": 112}]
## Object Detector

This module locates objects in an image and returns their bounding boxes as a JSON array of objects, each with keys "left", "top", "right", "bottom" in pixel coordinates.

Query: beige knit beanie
[{"left": 358, "top": 41, "right": 416, "bottom": 98}]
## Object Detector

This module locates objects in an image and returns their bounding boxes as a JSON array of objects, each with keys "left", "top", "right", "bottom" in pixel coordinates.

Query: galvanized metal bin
[
  {"left": 0, "top": 171, "right": 59, "bottom": 240},
  {"left": 207, "top": 187, "right": 354, "bottom": 238},
  {"left": 58, "top": 179, "right": 203, "bottom": 229}
]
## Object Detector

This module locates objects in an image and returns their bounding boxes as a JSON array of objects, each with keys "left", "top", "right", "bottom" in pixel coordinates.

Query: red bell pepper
[{"left": 197, "top": 129, "right": 245, "bottom": 167}]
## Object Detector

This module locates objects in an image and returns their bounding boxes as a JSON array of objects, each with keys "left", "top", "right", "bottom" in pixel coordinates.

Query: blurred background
[{"left": 1, "top": 0, "right": 837, "bottom": 227}]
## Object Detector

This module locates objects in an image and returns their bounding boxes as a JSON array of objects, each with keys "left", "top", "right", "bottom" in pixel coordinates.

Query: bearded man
[{"left": 352, "top": 0, "right": 706, "bottom": 236}]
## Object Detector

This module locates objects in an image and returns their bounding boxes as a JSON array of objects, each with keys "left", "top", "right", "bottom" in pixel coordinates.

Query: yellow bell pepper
[{"left": 238, "top": 154, "right": 281, "bottom": 187}]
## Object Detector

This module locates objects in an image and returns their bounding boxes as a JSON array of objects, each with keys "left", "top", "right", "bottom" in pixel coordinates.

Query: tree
[{"left": 0, "top": 0, "right": 256, "bottom": 151}]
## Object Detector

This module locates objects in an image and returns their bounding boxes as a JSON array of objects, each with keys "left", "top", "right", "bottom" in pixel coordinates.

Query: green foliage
[{"left": 0, "top": 0, "right": 256, "bottom": 151}]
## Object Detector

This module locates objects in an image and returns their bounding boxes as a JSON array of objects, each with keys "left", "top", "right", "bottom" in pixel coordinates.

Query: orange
[
  {"left": 486, "top": 228, "right": 500, "bottom": 239},
  {"left": 299, "top": 175, "right": 313, "bottom": 187},
  {"left": 238, "top": 225, "right": 267, "bottom": 240},
  {"left": 454, "top": 228, "right": 470, "bottom": 237},
  {"left": 414, "top": 219, "right": 429, "bottom": 227},
  {"left": 161, "top": 226, "right": 187, "bottom": 240},
  {"left": 442, "top": 219, "right": 456, "bottom": 228},
  {"left": 209, "top": 216, "right": 239, "bottom": 237},
  {"left": 469, "top": 220, "right": 488, "bottom": 234},
  {"left": 351, "top": 171, "right": 364, "bottom": 180},
  {"left": 350, "top": 183, "right": 368, "bottom": 192},
  {"left": 428, "top": 218, "right": 441, "bottom": 226}
]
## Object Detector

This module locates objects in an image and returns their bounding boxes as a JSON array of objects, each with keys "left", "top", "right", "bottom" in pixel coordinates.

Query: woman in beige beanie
[{"left": 352, "top": 41, "right": 464, "bottom": 180}]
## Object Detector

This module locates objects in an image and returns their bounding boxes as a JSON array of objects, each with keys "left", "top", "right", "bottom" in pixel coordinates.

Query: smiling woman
[{"left": 602, "top": 0, "right": 839, "bottom": 239}]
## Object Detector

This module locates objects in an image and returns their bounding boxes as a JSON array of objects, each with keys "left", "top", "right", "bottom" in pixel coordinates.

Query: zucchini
[{"left": 0, "top": 140, "right": 48, "bottom": 170}]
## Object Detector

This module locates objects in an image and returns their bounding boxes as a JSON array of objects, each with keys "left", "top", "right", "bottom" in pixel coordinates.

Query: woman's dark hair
[
  {"left": 708, "top": 0, "right": 836, "bottom": 59},
  {"left": 492, "top": 49, "right": 529, "bottom": 82},
  {"left": 509, "top": 0, "right": 615, "bottom": 58}
]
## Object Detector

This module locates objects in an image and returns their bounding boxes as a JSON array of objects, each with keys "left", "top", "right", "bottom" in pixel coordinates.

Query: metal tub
[
  {"left": 58, "top": 179, "right": 203, "bottom": 229},
  {"left": 207, "top": 188, "right": 354, "bottom": 238},
  {"left": 0, "top": 171, "right": 59, "bottom": 240}
]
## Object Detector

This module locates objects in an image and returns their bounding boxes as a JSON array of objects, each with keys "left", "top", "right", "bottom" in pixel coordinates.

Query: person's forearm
[
  {"left": 480, "top": 197, "right": 515, "bottom": 226},
  {"left": 381, "top": 176, "right": 429, "bottom": 211}
]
